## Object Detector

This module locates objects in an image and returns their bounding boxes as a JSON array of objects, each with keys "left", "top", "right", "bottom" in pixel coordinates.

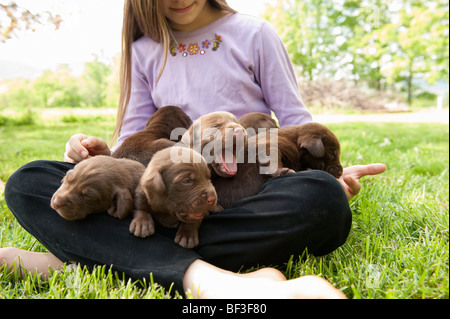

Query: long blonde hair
[{"left": 112, "top": 0, "right": 236, "bottom": 144}]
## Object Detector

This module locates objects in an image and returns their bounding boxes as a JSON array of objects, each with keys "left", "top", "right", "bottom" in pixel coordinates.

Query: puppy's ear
[
  {"left": 143, "top": 170, "right": 166, "bottom": 194},
  {"left": 298, "top": 136, "right": 325, "bottom": 158},
  {"left": 181, "top": 123, "right": 197, "bottom": 147}
]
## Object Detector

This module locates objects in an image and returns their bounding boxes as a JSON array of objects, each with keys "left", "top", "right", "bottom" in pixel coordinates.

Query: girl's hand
[
  {"left": 339, "top": 163, "right": 387, "bottom": 201},
  {"left": 64, "top": 134, "right": 111, "bottom": 164}
]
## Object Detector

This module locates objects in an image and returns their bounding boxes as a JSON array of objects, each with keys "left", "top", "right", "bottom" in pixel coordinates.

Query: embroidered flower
[
  {"left": 177, "top": 43, "right": 186, "bottom": 53},
  {"left": 202, "top": 40, "right": 211, "bottom": 48},
  {"left": 188, "top": 43, "right": 199, "bottom": 55},
  {"left": 169, "top": 41, "right": 177, "bottom": 56},
  {"left": 212, "top": 33, "right": 222, "bottom": 51},
  {"left": 169, "top": 34, "right": 222, "bottom": 57}
]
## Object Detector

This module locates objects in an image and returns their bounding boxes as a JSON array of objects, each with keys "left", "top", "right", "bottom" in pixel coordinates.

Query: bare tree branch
[{"left": 0, "top": 2, "right": 62, "bottom": 42}]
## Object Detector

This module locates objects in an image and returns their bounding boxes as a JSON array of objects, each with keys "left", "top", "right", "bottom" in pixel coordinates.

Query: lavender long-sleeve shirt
[{"left": 117, "top": 13, "right": 312, "bottom": 147}]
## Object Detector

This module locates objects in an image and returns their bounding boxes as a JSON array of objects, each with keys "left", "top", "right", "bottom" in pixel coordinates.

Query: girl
[{"left": 2, "top": 0, "right": 386, "bottom": 298}]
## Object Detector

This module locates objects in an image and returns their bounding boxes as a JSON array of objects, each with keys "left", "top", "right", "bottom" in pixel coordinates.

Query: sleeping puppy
[
  {"left": 239, "top": 112, "right": 278, "bottom": 136},
  {"left": 112, "top": 105, "right": 192, "bottom": 166},
  {"left": 130, "top": 146, "right": 221, "bottom": 249},
  {"left": 278, "top": 123, "right": 343, "bottom": 178},
  {"left": 181, "top": 111, "right": 246, "bottom": 178},
  {"left": 51, "top": 156, "right": 145, "bottom": 221}
]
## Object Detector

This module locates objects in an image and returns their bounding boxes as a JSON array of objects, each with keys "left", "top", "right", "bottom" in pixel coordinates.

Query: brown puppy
[
  {"left": 211, "top": 156, "right": 293, "bottom": 209},
  {"left": 278, "top": 123, "right": 343, "bottom": 178},
  {"left": 112, "top": 105, "right": 192, "bottom": 166},
  {"left": 51, "top": 156, "right": 145, "bottom": 221},
  {"left": 130, "top": 146, "right": 221, "bottom": 248},
  {"left": 197, "top": 112, "right": 291, "bottom": 209},
  {"left": 239, "top": 112, "right": 278, "bottom": 136},
  {"left": 181, "top": 111, "right": 247, "bottom": 178}
]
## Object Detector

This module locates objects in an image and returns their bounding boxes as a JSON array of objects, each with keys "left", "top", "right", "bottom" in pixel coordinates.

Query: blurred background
[{"left": 0, "top": 0, "right": 448, "bottom": 116}]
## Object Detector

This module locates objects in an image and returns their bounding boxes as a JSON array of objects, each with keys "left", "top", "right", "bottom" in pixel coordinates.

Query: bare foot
[
  {"left": 0, "top": 247, "right": 64, "bottom": 278},
  {"left": 238, "top": 268, "right": 287, "bottom": 281},
  {"left": 183, "top": 260, "right": 346, "bottom": 299}
]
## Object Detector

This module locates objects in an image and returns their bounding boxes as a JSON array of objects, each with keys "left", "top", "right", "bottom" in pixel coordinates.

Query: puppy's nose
[
  {"left": 203, "top": 191, "right": 217, "bottom": 206},
  {"left": 51, "top": 197, "right": 63, "bottom": 209},
  {"left": 233, "top": 126, "right": 245, "bottom": 137},
  {"left": 327, "top": 165, "right": 343, "bottom": 178}
]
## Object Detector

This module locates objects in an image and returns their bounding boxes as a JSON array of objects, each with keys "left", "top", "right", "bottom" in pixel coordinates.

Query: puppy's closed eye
[
  {"left": 82, "top": 187, "right": 99, "bottom": 201},
  {"left": 64, "top": 170, "right": 75, "bottom": 183},
  {"left": 326, "top": 149, "right": 336, "bottom": 157}
]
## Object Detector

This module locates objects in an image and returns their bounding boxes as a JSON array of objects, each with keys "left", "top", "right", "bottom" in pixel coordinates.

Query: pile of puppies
[{"left": 51, "top": 106, "right": 342, "bottom": 249}]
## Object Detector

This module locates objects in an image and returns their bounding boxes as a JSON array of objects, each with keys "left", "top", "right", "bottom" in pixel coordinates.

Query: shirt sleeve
[
  {"left": 253, "top": 21, "right": 312, "bottom": 127},
  {"left": 115, "top": 45, "right": 157, "bottom": 149}
]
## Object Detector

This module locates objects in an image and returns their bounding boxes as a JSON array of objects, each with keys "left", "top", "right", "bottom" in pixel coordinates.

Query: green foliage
[
  {"left": 82, "top": 56, "right": 113, "bottom": 108},
  {"left": 263, "top": 0, "right": 449, "bottom": 104},
  {"left": 0, "top": 108, "right": 36, "bottom": 126},
  {"left": 0, "top": 263, "right": 179, "bottom": 299},
  {"left": 0, "top": 55, "right": 119, "bottom": 110}
]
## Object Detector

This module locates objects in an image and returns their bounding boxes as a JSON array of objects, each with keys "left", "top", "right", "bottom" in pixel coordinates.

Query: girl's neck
[{"left": 169, "top": 3, "right": 229, "bottom": 32}]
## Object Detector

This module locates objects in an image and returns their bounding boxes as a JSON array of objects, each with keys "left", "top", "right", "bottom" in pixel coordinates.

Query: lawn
[{"left": 0, "top": 112, "right": 448, "bottom": 299}]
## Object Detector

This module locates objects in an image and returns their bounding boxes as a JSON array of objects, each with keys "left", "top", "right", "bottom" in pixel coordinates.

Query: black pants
[{"left": 5, "top": 160, "right": 352, "bottom": 295}]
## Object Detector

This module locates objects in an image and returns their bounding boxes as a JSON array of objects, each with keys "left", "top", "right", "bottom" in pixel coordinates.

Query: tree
[
  {"left": 82, "top": 55, "right": 112, "bottom": 108},
  {"left": 380, "top": 0, "right": 449, "bottom": 104},
  {"left": 263, "top": 0, "right": 347, "bottom": 80},
  {"left": 0, "top": 2, "right": 62, "bottom": 43},
  {"left": 342, "top": 0, "right": 393, "bottom": 89},
  {"left": 32, "top": 65, "right": 83, "bottom": 108},
  {"left": 263, "top": 0, "right": 449, "bottom": 105}
]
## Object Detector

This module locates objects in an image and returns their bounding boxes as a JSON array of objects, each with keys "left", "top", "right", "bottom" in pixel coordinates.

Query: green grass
[{"left": 1, "top": 114, "right": 448, "bottom": 299}]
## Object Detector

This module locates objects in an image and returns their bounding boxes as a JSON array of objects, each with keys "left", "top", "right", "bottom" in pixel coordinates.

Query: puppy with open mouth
[{"left": 181, "top": 111, "right": 247, "bottom": 178}]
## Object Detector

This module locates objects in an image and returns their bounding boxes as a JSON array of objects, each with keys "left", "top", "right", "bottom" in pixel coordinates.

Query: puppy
[
  {"left": 181, "top": 111, "right": 246, "bottom": 178},
  {"left": 189, "top": 112, "right": 291, "bottom": 209},
  {"left": 130, "top": 146, "right": 221, "bottom": 249},
  {"left": 51, "top": 156, "right": 145, "bottom": 221},
  {"left": 278, "top": 123, "right": 343, "bottom": 178},
  {"left": 112, "top": 105, "right": 192, "bottom": 166},
  {"left": 211, "top": 157, "right": 293, "bottom": 209},
  {"left": 239, "top": 112, "right": 278, "bottom": 136}
]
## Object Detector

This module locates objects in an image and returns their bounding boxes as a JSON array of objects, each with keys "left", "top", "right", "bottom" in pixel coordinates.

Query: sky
[{"left": 0, "top": 0, "right": 275, "bottom": 80}]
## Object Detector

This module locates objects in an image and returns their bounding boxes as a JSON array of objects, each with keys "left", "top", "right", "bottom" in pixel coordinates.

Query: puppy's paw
[
  {"left": 110, "top": 189, "right": 134, "bottom": 220},
  {"left": 279, "top": 167, "right": 296, "bottom": 175},
  {"left": 271, "top": 167, "right": 296, "bottom": 177},
  {"left": 175, "top": 229, "right": 199, "bottom": 249},
  {"left": 129, "top": 211, "right": 155, "bottom": 238},
  {"left": 107, "top": 205, "right": 118, "bottom": 218},
  {"left": 210, "top": 204, "right": 224, "bottom": 214}
]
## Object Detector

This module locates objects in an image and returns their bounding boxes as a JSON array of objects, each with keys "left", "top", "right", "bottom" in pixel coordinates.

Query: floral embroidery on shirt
[
  {"left": 202, "top": 40, "right": 211, "bottom": 49},
  {"left": 188, "top": 43, "right": 200, "bottom": 55},
  {"left": 177, "top": 43, "right": 186, "bottom": 53},
  {"left": 170, "top": 34, "right": 222, "bottom": 57}
]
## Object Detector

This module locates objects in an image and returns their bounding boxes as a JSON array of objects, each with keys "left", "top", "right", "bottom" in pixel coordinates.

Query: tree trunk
[{"left": 407, "top": 64, "right": 413, "bottom": 105}]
